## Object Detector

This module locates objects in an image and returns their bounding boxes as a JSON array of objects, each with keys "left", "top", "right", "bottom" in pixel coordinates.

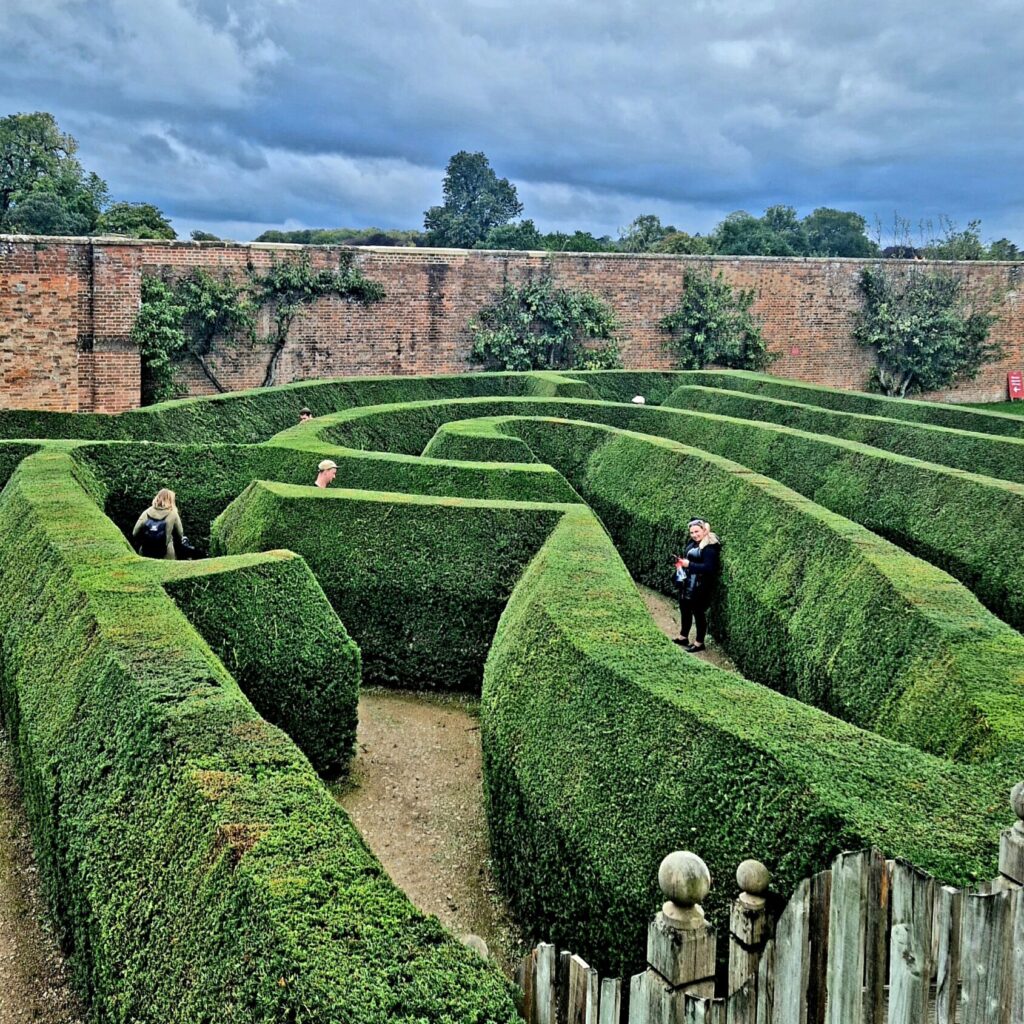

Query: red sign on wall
[{"left": 1009, "top": 372, "right": 1024, "bottom": 400}]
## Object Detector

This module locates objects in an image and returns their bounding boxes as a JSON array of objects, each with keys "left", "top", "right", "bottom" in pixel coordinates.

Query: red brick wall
[{"left": 2, "top": 236, "right": 1023, "bottom": 411}]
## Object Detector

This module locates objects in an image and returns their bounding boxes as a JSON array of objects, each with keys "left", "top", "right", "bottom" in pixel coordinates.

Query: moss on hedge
[
  {"left": 212, "top": 481, "right": 570, "bottom": 692},
  {"left": 160, "top": 552, "right": 360, "bottom": 777},
  {"left": 664, "top": 385, "right": 1024, "bottom": 483},
  {"left": 681, "top": 370, "right": 1024, "bottom": 438},
  {"left": 0, "top": 451, "right": 518, "bottom": 1022},
  {"left": 481, "top": 503, "right": 1006, "bottom": 977}
]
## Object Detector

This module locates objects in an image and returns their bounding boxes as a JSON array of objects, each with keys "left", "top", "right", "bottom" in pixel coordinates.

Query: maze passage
[{"left": 0, "top": 370, "right": 1019, "bottom": 1017}]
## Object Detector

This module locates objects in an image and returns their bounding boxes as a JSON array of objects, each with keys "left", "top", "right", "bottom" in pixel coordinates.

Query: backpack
[{"left": 138, "top": 515, "right": 167, "bottom": 558}]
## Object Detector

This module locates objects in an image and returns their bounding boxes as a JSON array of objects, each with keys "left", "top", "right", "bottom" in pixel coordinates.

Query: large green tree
[
  {"left": 802, "top": 208, "right": 878, "bottom": 257},
  {"left": 424, "top": 151, "right": 523, "bottom": 248},
  {"left": 618, "top": 213, "right": 674, "bottom": 252},
  {"left": 0, "top": 112, "right": 108, "bottom": 233},
  {"left": 96, "top": 201, "right": 176, "bottom": 239}
]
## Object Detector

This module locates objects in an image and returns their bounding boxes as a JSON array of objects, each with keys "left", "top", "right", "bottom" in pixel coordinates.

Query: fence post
[
  {"left": 729, "top": 859, "right": 771, "bottom": 999},
  {"left": 998, "top": 781, "right": 1024, "bottom": 887},
  {"left": 629, "top": 850, "right": 717, "bottom": 1023}
]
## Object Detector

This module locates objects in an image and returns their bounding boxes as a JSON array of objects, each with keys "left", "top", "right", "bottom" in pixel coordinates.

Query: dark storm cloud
[{"left": 0, "top": 0, "right": 1022, "bottom": 242}]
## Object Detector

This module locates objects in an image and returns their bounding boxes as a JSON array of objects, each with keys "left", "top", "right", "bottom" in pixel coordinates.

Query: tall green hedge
[
  {"left": 0, "top": 451, "right": 518, "bottom": 1022},
  {"left": 664, "top": 385, "right": 1024, "bottom": 483},
  {"left": 503, "top": 419, "right": 1024, "bottom": 768},
  {"left": 72, "top": 438, "right": 576, "bottom": 553},
  {"left": 681, "top": 370, "right": 1024, "bottom": 438},
  {"left": 212, "top": 481, "right": 568, "bottom": 692},
  {"left": 291, "top": 395, "right": 1024, "bottom": 635},
  {"left": 482, "top": 503, "right": 1006, "bottom": 977},
  {"left": 0, "top": 370, "right": 577, "bottom": 443},
  {"left": 161, "top": 552, "right": 360, "bottom": 777}
]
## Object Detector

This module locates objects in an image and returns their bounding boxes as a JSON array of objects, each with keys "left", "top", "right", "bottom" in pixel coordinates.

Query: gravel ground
[
  {"left": 0, "top": 729, "right": 83, "bottom": 1024},
  {"left": 333, "top": 689, "right": 525, "bottom": 975},
  {"left": 638, "top": 584, "right": 739, "bottom": 672}
]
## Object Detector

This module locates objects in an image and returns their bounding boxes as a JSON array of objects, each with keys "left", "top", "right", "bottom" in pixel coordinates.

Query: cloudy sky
[{"left": 1, "top": 0, "right": 1021, "bottom": 243}]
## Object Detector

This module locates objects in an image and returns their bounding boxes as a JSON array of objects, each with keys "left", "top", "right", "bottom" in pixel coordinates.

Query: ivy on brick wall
[
  {"left": 659, "top": 267, "right": 773, "bottom": 371},
  {"left": 469, "top": 278, "right": 622, "bottom": 371},
  {"left": 132, "top": 252, "right": 385, "bottom": 403},
  {"left": 853, "top": 266, "right": 1002, "bottom": 397}
]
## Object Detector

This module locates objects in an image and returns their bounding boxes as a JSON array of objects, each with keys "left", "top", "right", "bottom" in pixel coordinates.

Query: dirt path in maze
[
  {"left": 638, "top": 584, "right": 739, "bottom": 673},
  {"left": 0, "top": 729, "right": 84, "bottom": 1024},
  {"left": 333, "top": 689, "right": 525, "bottom": 975}
]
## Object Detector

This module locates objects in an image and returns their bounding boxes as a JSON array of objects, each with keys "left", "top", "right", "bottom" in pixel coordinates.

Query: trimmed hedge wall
[
  {"left": 161, "top": 552, "right": 360, "bottom": 777},
  {"left": 0, "top": 370, "right": 591, "bottom": 443},
  {"left": 0, "top": 450, "right": 518, "bottom": 1022},
  {"left": 289, "top": 396, "right": 1024, "bottom": 635},
  {"left": 72, "top": 438, "right": 576, "bottom": 554},
  {"left": 481, "top": 504, "right": 1006, "bottom": 977},
  {"left": 664, "top": 385, "right": 1024, "bottom": 483},
  {"left": 682, "top": 370, "right": 1024, "bottom": 438},
  {"left": 502, "top": 419, "right": 1024, "bottom": 768},
  {"left": 212, "top": 481, "right": 568, "bottom": 692}
]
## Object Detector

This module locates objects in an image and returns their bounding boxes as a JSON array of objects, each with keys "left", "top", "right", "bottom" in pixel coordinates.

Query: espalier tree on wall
[
  {"left": 659, "top": 268, "right": 773, "bottom": 370},
  {"left": 469, "top": 277, "right": 622, "bottom": 371},
  {"left": 131, "top": 252, "right": 384, "bottom": 402},
  {"left": 853, "top": 265, "right": 1002, "bottom": 397}
]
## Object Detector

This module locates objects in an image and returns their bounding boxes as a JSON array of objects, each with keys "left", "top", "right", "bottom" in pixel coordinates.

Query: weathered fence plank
[
  {"left": 827, "top": 850, "right": 870, "bottom": 1024},
  {"left": 755, "top": 939, "right": 775, "bottom": 1024},
  {"left": 559, "top": 950, "right": 572, "bottom": 1024},
  {"left": 536, "top": 943, "right": 558, "bottom": 1024},
  {"left": 599, "top": 977, "right": 621, "bottom": 1024},
  {"left": 584, "top": 965, "right": 599, "bottom": 1024},
  {"left": 726, "top": 979, "right": 755, "bottom": 1024},
  {"left": 933, "top": 885, "right": 962, "bottom": 1024},
  {"left": 807, "top": 870, "right": 831, "bottom": 1024},
  {"left": 568, "top": 954, "right": 590, "bottom": 1024},
  {"left": 773, "top": 877, "right": 810, "bottom": 1024},
  {"left": 863, "top": 851, "right": 888, "bottom": 1024},
  {"left": 1011, "top": 886, "right": 1023, "bottom": 1024},
  {"left": 960, "top": 889, "right": 1012, "bottom": 1024},
  {"left": 886, "top": 861, "right": 933, "bottom": 1024},
  {"left": 628, "top": 973, "right": 647, "bottom": 1024}
]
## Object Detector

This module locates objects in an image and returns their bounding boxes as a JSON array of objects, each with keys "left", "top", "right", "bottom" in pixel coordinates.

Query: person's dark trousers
[
  {"left": 691, "top": 591, "right": 712, "bottom": 644},
  {"left": 677, "top": 589, "right": 694, "bottom": 640}
]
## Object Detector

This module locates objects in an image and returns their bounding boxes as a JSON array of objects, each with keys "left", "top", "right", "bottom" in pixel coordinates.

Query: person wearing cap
[
  {"left": 299, "top": 407, "right": 313, "bottom": 422},
  {"left": 315, "top": 459, "right": 338, "bottom": 488},
  {"left": 672, "top": 518, "right": 721, "bottom": 653}
]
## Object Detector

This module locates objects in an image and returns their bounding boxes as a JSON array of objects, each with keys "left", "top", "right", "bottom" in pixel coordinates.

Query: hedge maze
[{"left": 0, "top": 369, "right": 1021, "bottom": 1019}]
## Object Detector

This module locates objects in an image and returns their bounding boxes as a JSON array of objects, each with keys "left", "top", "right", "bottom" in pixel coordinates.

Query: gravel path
[
  {"left": 333, "top": 689, "right": 524, "bottom": 974},
  {"left": 0, "top": 730, "right": 83, "bottom": 1024},
  {"left": 638, "top": 584, "right": 739, "bottom": 672}
]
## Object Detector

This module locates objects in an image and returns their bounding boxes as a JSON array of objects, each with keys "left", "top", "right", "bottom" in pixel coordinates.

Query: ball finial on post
[
  {"left": 736, "top": 858, "right": 771, "bottom": 908},
  {"left": 1011, "top": 781, "right": 1024, "bottom": 834},
  {"left": 658, "top": 850, "right": 711, "bottom": 930}
]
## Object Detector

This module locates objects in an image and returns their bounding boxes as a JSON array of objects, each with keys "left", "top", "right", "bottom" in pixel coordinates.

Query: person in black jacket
[{"left": 673, "top": 518, "right": 721, "bottom": 653}]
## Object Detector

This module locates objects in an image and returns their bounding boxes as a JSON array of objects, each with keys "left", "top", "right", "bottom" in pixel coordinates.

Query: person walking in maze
[
  {"left": 299, "top": 407, "right": 313, "bottom": 422},
  {"left": 132, "top": 488, "right": 185, "bottom": 560},
  {"left": 315, "top": 459, "right": 338, "bottom": 488},
  {"left": 672, "top": 518, "right": 721, "bottom": 653}
]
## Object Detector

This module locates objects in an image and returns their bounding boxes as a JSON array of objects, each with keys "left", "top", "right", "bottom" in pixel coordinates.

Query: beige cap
[{"left": 317, "top": 459, "right": 338, "bottom": 472}]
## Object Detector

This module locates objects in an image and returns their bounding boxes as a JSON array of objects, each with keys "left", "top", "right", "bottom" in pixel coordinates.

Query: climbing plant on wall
[
  {"left": 853, "top": 265, "right": 1002, "bottom": 397},
  {"left": 132, "top": 252, "right": 385, "bottom": 402},
  {"left": 470, "top": 277, "right": 622, "bottom": 371},
  {"left": 659, "top": 268, "right": 772, "bottom": 370}
]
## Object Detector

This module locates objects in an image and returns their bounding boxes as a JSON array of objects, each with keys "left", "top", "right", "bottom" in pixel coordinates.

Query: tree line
[
  {"left": 3, "top": 113, "right": 1021, "bottom": 263},
  {"left": 261, "top": 150, "right": 1024, "bottom": 262}
]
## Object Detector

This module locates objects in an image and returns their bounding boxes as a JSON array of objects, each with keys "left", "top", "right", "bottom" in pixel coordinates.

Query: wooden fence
[{"left": 516, "top": 781, "right": 1024, "bottom": 1024}]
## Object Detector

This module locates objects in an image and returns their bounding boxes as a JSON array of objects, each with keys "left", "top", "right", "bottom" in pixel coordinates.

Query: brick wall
[{"left": 2, "top": 236, "right": 1023, "bottom": 411}]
